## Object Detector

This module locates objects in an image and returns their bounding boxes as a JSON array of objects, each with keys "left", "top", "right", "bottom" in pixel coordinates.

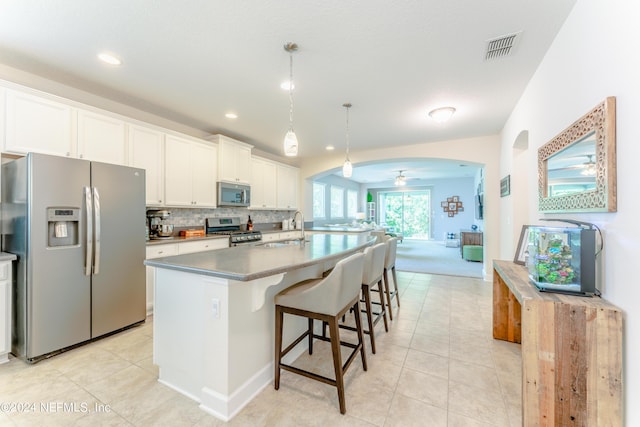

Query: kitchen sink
[{"left": 260, "top": 239, "right": 305, "bottom": 248}]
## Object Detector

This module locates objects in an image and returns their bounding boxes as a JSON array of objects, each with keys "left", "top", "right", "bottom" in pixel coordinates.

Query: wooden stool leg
[
  {"left": 392, "top": 266, "right": 400, "bottom": 307},
  {"left": 308, "top": 318, "right": 314, "bottom": 355},
  {"left": 362, "top": 285, "right": 376, "bottom": 354},
  {"left": 328, "top": 317, "right": 346, "bottom": 414},
  {"left": 383, "top": 268, "right": 393, "bottom": 320},
  {"left": 274, "top": 305, "right": 283, "bottom": 390},
  {"left": 376, "top": 279, "right": 389, "bottom": 332},
  {"left": 353, "top": 301, "right": 368, "bottom": 372}
]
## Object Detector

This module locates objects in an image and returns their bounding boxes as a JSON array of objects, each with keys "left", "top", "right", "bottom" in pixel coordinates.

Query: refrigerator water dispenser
[{"left": 47, "top": 207, "right": 79, "bottom": 247}]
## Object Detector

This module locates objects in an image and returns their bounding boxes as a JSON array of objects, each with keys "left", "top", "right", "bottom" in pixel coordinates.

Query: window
[
  {"left": 347, "top": 190, "right": 358, "bottom": 218},
  {"left": 313, "top": 183, "right": 326, "bottom": 218},
  {"left": 330, "top": 186, "right": 344, "bottom": 218}
]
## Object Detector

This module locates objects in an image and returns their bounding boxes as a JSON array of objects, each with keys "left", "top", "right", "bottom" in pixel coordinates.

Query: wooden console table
[{"left": 492, "top": 260, "right": 622, "bottom": 426}]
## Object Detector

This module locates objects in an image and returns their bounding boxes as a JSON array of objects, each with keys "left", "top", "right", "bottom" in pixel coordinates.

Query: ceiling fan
[
  {"left": 549, "top": 154, "right": 596, "bottom": 173},
  {"left": 394, "top": 170, "right": 408, "bottom": 186}
]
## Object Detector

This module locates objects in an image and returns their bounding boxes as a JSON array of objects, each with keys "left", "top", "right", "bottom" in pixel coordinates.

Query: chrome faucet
[{"left": 293, "top": 210, "right": 305, "bottom": 246}]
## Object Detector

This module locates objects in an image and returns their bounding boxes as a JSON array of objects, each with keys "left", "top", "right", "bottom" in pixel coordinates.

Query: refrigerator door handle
[
  {"left": 93, "top": 186, "right": 101, "bottom": 275},
  {"left": 84, "top": 186, "right": 93, "bottom": 276}
]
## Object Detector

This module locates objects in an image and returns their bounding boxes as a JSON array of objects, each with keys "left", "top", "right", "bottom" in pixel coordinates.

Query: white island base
[{"left": 153, "top": 264, "right": 325, "bottom": 421}]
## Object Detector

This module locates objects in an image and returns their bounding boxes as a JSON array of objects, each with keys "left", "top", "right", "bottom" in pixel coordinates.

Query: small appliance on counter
[
  {"left": 147, "top": 209, "right": 173, "bottom": 239},
  {"left": 206, "top": 217, "right": 262, "bottom": 246}
]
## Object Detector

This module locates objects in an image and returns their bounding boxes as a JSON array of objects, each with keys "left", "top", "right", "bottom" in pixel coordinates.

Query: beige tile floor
[{"left": 0, "top": 272, "right": 522, "bottom": 426}]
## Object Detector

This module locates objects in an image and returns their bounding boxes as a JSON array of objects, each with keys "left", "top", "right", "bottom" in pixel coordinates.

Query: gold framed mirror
[{"left": 538, "top": 97, "right": 616, "bottom": 212}]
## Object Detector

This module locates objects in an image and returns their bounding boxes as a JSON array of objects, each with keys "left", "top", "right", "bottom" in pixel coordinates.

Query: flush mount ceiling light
[
  {"left": 428, "top": 106, "right": 456, "bottom": 123},
  {"left": 97, "top": 52, "right": 122, "bottom": 66},
  {"left": 325, "top": 145, "right": 335, "bottom": 151},
  {"left": 225, "top": 112, "right": 238, "bottom": 119},
  {"left": 283, "top": 42, "right": 299, "bottom": 157},
  {"left": 394, "top": 170, "right": 407, "bottom": 186},
  {"left": 342, "top": 102, "right": 353, "bottom": 178}
]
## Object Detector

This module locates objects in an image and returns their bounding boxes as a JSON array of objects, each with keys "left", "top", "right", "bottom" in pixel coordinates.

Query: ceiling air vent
[{"left": 485, "top": 31, "right": 522, "bottom": 60}]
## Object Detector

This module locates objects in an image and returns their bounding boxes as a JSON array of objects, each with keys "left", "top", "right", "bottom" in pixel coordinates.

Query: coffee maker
[{"left": 146, "top": 209, "right": 172, "bottom": 239}]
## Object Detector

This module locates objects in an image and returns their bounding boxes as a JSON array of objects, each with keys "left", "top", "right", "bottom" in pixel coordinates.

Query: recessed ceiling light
[
  {"left": 325, "top": 145, "right": 335, "bottom": 151},
  {"left": 97, "top": 52, "right": 122, "bottom": 66},
  {"left": 225, "top": 113, "right": 238, "bottom": 119},
  {"left": 280, "top": 81, "right": 295, "bottom": 91}
]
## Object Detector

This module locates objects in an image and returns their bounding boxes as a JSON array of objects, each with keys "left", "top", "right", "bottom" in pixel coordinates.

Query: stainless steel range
[{"left": 205, "top": 217, "right": 262, "bottom": 245}]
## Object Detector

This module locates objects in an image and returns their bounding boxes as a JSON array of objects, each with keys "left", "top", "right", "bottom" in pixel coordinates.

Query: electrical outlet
[{"left": 212, "top": 298, "right": 220, "bottom": 319}]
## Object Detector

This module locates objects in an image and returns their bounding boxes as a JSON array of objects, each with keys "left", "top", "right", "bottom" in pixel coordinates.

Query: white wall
[{"left": 501, "top": 1, "right": 638, "bottom": 423}]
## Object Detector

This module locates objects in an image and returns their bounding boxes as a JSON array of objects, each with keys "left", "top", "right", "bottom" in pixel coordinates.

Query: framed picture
[
  {"left": 448, "top": 202, "right": 457, "bottom": 211},
  {"left": 500, "top": 175, "right": 511, "bottom": 197},
  {"left": 514, "top": 225, "right": 532, "bottom": 265},
  {"left": 452, "top": 196, "right": 459, "bottom": 202},
  {"left": 447, "top": 197, "right": 453, "bottom": 202},
  {"left": 441, "top": 201, "right": 448, "bottom": 208},
  {"left": 456, "top": 201, "right": 463, "bottom": 208},
  {"left": 448, "top": 211, "right": 454, "bottom": 217},
  {"left": 458, "top": 206, "right": 464, "bottom": 212}
]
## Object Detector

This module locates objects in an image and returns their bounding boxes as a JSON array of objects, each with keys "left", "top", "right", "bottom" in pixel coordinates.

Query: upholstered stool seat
[
  {"left": 274, "top": 252, "right": 367, "bottom": 414},
  {"left": 463, "top": 245, "right": 483, "bottom": 262}
]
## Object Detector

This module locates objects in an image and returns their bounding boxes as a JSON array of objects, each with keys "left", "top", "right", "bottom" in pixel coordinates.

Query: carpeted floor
[{"left": 395, "top": 239, "right": 483, "bottom": 278}]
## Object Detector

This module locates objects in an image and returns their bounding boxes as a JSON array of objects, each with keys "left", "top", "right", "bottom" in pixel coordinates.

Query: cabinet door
[
  {"left": 77, "top": 110, "right": 126, "bottom": 164},
  {"left": 217, "top": 137, "right": 252, "bottom": 183},
  {"left": 276, "top": 164, "right": 299, "bottom": 209},
  {"left": 164, "top": 135, "right": 193, "bottom": 206},
  {"left": 129, "top": 125, "right": 165, "bottom": 205},
  {"left": 191, "top": 142, "right": 217, "bottom": 207},
  {"left": 0, "top": 279, "right": 8, "bottom": 357},
  {"left": 5, "top": 89, "right": 73, "bottom": 156},
  {"left": 251, "top": 157, "right": 277, "bottom": 209},
  {"left": 235, "top": 144, "right": 252, "bottom": 183},
  {"left": 178, "top": 239, "right": 228, "bottom": 254}
]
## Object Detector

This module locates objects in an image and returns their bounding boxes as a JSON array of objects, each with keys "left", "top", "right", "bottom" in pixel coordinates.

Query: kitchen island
[{"left": 144, "top": 233, "right": 375, "bottom": 421}]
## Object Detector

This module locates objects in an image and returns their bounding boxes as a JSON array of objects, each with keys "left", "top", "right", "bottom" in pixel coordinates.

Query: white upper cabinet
[
  {"left": 210, "top": 134, "right": 252, "bottom": 184},
  {"left": 77, "top": 109, "right": 126, "bottom": 164},
  {"left": 276, "top": 163, "right": 299, "bottom": 210},
  {"left": 250, "top": 157, "right": 277, "bottom": 209},
  {"left": 165, "top": 134, "right": 216, "bottom": 207},
  {"left": 4, "top": 89, "right": 73, "bottom": 156},
  {"left": 128, "top": 125, "right": 165, "bottom": 206}
]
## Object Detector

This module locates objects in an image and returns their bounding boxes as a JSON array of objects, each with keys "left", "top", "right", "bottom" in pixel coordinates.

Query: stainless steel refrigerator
[{"left": 2, "top": 153, "right": 146, "bottom": 362}]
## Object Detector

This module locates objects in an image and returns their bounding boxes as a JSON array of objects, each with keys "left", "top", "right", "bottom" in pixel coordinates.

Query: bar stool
[
  {"left": 383, "top": 236, "right": 400, "bottom": 320},
  {"left": 274, "top": 252, "right": 367, "bottom": 414},
  {"left": 338, "top": 243, "right": 388, "bottom": 353}
]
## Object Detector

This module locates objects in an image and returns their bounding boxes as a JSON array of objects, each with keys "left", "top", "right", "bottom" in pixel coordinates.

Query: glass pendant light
[
  {"left": 283, "top": 43, "right": 299, "bottom": 157},
  {"left": 395, "top": 170, "right": 407, "bottom": 186},
  {"left": 342, "top": 102, "right": 352, "bottom": 178}
]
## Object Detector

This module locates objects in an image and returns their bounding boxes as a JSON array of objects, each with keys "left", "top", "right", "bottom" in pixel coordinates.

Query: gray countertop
[
  {"left": 144, "top": 233, "right": 375, "bottom": 281},
  {"left": 306, "top": 226, "right": 372, "bottom": 233},
  {"left": 146, "top": 234, "right": 229, "bottom": 246},
  {"left": 0, "top": 252, "right": 17, "bottom": 262}
]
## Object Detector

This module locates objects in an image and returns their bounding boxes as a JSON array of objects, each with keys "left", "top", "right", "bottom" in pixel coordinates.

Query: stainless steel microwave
[{"left": 217, "top": 182, "right": 251, "bottom": 207}]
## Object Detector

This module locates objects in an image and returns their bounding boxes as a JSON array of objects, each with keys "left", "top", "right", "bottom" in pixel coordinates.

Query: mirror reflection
[{"left": 546, "top": 131, "right": 596, "bottom": 197}]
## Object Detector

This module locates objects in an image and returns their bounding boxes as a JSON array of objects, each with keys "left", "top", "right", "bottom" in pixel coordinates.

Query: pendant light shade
[
  {"left": 394, "top": 170, "right": 407, "bottom": 186},
  {"left": 283, "top": 43, "right": 299, "bottom": 157},
  {"left": 284, "top": 130, "right": 298, "bottom": 157},
  {"left": 342, "top": 102, "right": 352, "bottom": 178}
]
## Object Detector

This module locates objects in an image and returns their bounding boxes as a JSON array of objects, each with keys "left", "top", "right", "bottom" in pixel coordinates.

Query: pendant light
[
  {"left": 283, "top": 42, "right": 299, "bottom": 157},
  {"left": 342, "top": 102, "right": 353, "bottom": 178}
]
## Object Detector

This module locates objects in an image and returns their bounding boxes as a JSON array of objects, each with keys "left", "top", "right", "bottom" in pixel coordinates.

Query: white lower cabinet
[
  {"left": 145, "top": 239, "right": 228, "bottom": 314},
  {"left": 0, "top": 258, "right": 16, "bottom": 364}
]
